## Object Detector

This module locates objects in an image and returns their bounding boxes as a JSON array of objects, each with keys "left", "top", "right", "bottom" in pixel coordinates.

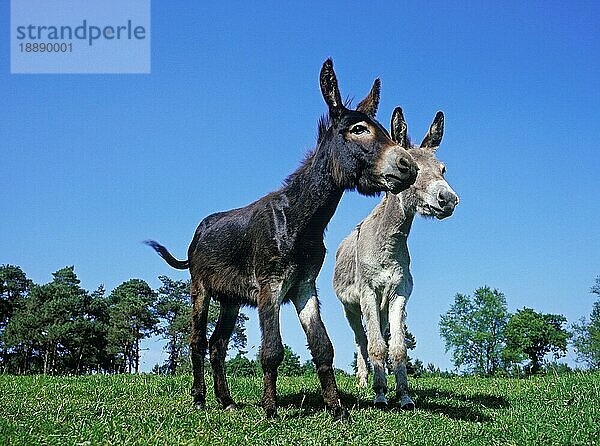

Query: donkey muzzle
[{"left": 381, "top": 147, "right": 418, "bottom": 193}]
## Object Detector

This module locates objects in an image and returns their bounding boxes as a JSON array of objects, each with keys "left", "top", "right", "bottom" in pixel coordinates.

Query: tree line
[
  {"left": 1, "top": 264, "right": 598, "bottom": 377},
  {"left": 0, "top": 264, "right": 315, "bottom": 378},
  {"left": 439, "top": 281, "right": 600, "bottom": 375},
  {"left": 0, "top": 264, "right": 247, "bottom": 375}
]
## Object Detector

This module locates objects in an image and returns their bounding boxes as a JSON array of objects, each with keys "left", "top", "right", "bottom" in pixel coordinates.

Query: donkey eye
[
  {"left": 350, "top": 124, "right": 369, "bottom": 135},
  {"left": 440, "top": 165, "right": 446, "bottom": 175}
]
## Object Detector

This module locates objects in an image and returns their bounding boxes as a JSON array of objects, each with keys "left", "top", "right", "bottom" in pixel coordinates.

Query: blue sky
[{"left": 2, "top": 1, "right": 599, "bottom": 372}]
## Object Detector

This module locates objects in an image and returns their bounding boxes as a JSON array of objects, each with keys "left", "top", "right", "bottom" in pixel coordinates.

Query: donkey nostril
[
  {"left": 396, "top": 156, "right": 411, "bottom": 173},
  {"left": 438, "top": 190, "right": 452, "bottom": 208},
  {"left": 438, "top": 190, "right": 458, "bottom": 210},
  {"left": 437, "top": 190, "right": 445, "bottom": 204}
]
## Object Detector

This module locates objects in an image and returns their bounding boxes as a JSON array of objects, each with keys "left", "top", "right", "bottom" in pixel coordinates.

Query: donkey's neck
[
  {"left": 281, "top": 146, "right": 343, "bottom": 238},
  {"left": 379, "top": 192, "right": 415, "bottom": 242}
]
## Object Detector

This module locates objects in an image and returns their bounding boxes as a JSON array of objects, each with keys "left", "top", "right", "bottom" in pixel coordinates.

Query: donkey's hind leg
[
  {"left": 292, "top": 283, "right": 348, "bottom": 420},
  {"left": 190, "top": 280, "right": 210, "bottom": 409},
  {"left": 209, "top": 302, "right": 241, "bottom": 410},
  {"left": 343, "top": 304, "right": 369, "bottom": 388}
]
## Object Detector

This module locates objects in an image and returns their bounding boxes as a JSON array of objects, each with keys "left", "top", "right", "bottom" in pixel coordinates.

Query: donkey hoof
[
  {"left": 193, "top": 401, "right": 206, "bottom": 410},
  {"left": 265, "top": 408, "right": 278, "bottom": 419},
  {"left": 224, "top": 403, "right": 239, "bottom": 411},
  {"left": 401, "top": 402, "right": 415, "bottom": 411},
  {"left": 331, "top": 406, "right": 350, "bottom": 421},
  {"left": 399, "top": 395, "right": 415, "bottom": 411},
  {"left": 374, "top": 394, "right": 388, "bottom": 409}
]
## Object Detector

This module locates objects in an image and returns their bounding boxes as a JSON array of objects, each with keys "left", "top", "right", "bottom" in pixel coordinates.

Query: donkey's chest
[
  {"left": 365, "top": 262, "right": 406, "bottom": 288},
  {"left": 360, "top": 248, "right": 410, "bottom": 293}
]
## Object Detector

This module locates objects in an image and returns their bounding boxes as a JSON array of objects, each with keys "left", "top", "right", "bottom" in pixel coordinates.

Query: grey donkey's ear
[
  {"left": 390, "top": 107, "right": 409, "bottom": 148},
  {"left": 356, "top": 78, "right": 381, "bottom": 118},
  {"left": 320, "top": 59, "right": 344, "bottom": 121},
  {"left": 421, "top": 111, "right": 444, "bottom": 149}
]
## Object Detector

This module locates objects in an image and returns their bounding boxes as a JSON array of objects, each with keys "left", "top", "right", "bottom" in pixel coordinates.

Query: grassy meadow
[{"left": 1, "top": 371, "right": 598, "bottom": 446}]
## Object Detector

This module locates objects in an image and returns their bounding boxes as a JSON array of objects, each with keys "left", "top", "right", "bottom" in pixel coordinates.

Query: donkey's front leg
[
  {"left": 292, "top": 283, "right": 348, "bottom": 420},
  {"left": 389, "top": 293, "right": 414, "bottom": 410},
  {"left": 360, "top": 290, "right": 388, "bottom": 408},
  {"left": 257, "top": 285, "right": 285, "bottom": 419}
]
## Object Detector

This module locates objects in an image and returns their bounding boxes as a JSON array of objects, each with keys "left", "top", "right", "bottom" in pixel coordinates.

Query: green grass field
[{"left": 1, "top": 371, "right": 598, "bottom": 445}]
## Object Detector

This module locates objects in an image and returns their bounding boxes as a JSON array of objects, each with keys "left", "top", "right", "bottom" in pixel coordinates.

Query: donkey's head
[
  {"left": 390, "top": 107, "right": 459, "bottom": 219},
  {"left": 318, "top": 60, "right": 418, "bottom": 195}
]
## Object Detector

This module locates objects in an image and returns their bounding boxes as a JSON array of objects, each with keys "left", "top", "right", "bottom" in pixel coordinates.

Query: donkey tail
[{"left": 144, "top": 240, "right": 189, "bottom": 270}]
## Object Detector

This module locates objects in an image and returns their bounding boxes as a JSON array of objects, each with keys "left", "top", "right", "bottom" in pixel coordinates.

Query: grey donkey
[{"left": 333, "top": 107, "right": 459, "bottom": 409}]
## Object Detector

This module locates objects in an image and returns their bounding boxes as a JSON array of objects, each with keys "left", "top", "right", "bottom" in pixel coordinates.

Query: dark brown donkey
[{"left": 146, "top": 59, "right": 418, "bottom": 419}]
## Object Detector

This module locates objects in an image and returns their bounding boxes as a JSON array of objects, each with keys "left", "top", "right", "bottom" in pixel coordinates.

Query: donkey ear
[
  {"left": 390, "top": 107, "right": 409, "bottom": 147},
  {"left": 421, "top": 111, "right": 444, "bottom": 149},
  {"left": 356, "top": 78, "right": 380, "bottom": 118},
  {"left": 320, "top": 59, "right": 344, "bottom": 120}
]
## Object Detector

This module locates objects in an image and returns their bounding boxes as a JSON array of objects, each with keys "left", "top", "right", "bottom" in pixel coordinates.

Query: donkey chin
[{"left": 421, "top": 203, "right": 455, "bottom": 219}]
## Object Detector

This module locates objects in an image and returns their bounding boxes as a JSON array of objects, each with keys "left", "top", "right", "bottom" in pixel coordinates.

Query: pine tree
[
  {"left": 107, "top": 279, "right": 158, "bottom": 373},
  {"left": 156, "top": 276, "right": 190, "bottom": 375},
  {"left": 0, "top": 265, "right": 32, "bottom": 372}
]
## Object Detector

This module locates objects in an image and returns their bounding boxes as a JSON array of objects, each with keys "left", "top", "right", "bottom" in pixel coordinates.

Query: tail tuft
[{"left": 144, "top": 240, "right": 189, "bottom": 270}]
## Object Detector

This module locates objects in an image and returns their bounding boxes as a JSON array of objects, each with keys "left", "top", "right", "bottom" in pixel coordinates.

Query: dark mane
[
  {"left": 317, "top": 113, "right": 331, "bottom": 143},
  {"left": 283, "top": 113, "right": 331, "bottom": 187}
]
